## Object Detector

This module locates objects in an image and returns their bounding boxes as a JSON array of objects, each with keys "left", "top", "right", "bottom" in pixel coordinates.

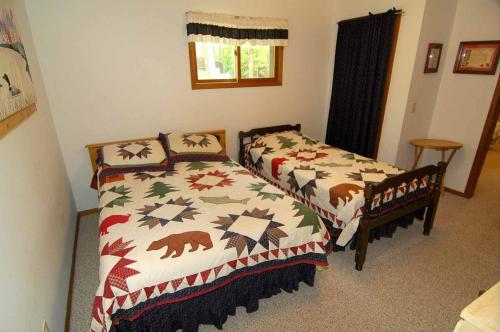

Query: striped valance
[{"left": 186, "top": 11, "right": 288, "bottom": 46}]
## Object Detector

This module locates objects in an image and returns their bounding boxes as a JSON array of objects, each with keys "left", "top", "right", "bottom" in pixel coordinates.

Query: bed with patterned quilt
[
  {"left": 87, "top": 130, "right": 332, "bottom": 332},
  {"left": 239, "top": 124, "right": 446, "bottom": 270}
]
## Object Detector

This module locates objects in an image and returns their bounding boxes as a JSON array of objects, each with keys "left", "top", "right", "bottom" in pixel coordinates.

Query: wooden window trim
[{"left": 188, "top": 42, "right": 283, "bottom": 89}]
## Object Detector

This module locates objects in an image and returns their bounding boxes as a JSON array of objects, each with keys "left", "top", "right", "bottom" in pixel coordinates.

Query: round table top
[{"left": 410, "top": 138, "right": 463, "bottom": 150}]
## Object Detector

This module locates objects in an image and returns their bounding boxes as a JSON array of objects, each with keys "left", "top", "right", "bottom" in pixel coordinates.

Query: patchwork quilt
[
  {"left": 91, "top": 160, "right": 332, "bottom": 332},
  {"left": 243, "top": 131, "right": 407, "bottom": 247}
]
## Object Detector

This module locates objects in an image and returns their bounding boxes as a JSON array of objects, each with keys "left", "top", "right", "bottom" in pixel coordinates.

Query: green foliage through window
[
  {"left": 195, "top": 42, "right": 275, "bottom": 80},
  {"left": 195, "top": 42, "right": 236, "bottom": 80},
  {"left": 240, "top": 45, "right": 275, "bottom": 78}
]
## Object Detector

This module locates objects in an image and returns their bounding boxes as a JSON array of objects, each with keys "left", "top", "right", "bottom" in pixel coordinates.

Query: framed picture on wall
[
  {"left": 424, "top": 43, "right": 443, "bottom": 73},
  {"left": 0, "top": 1, "right": 37, "bottom": 140},
  {"left": 453, "top": 40, "right": 500, "bottom": 75}
]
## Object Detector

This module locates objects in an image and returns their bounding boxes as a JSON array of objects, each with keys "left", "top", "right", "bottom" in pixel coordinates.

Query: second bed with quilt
[{"left": 240, "top": 124, "right": 446, "bottom": 270}]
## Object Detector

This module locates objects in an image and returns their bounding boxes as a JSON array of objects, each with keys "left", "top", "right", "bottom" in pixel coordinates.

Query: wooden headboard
[
  {"left": 238, "top": 123, "right": 301, "bottom": 164},
  {"left": 85, "top": 129, "right": 227, "bottom": 172}
]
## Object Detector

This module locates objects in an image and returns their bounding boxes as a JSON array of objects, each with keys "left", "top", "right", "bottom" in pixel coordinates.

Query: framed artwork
[
  {"left": 453, "top": 40, "right": 500, "bottom": 75},
  {"left": 424, "top": 43, "right": 443, "bottom": 73},
  {"left": 0, "top": 0, "right": 37, "bottom": 140}
]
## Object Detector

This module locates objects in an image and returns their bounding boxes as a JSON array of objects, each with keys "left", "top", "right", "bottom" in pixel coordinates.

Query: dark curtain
[{"left": 325, "top": 10, "right": 397, "bottom": 158}]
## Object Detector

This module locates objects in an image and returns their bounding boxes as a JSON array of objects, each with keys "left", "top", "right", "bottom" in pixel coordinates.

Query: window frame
[{"left": 188, "top": 42, "right": 283, "bottom": 90}]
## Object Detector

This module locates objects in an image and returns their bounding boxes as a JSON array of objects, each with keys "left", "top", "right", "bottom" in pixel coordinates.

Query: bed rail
[{"left": 355, "top": 161, "right": 447, "bottom": 270}]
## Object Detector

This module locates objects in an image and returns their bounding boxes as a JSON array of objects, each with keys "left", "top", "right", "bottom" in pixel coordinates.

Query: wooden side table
[{"left": 410, "top": 138, "right": 463, "bottom": 192}]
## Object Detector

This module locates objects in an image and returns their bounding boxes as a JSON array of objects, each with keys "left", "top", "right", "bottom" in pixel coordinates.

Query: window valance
[{"left": 186, "top": 11, "right": 288, "bottom": 46}]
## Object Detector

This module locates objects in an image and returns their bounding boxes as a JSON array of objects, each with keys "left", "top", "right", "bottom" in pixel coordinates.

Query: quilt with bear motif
[
  {"left": 90, "top": 160, "right": 332, "bottom": 332},
  {"left": 243, "top": 131, "right": 408, "bottom": 247}
]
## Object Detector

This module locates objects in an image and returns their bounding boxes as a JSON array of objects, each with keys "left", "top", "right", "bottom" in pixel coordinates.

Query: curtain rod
[
  {"left": 368, "top": 7, "right": 403, "bottom": 16},
  {"left": 338, "top": 8, "right": 404, "bottom": 24}
]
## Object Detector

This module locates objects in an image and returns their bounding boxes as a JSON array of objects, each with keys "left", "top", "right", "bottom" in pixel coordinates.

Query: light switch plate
[{"left": 411, "top": 102, "right": 417, "bottom": 113}]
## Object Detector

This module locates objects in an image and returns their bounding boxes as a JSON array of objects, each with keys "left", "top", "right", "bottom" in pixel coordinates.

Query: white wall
[
  {"left": 395, "top": 0, "right": 458, "bottom": 169},
  {"left": 0, "top": 1, "right": 76, "bottom": 331},
  {"left": 326, "top": 0, "right": 499, "bottom": 195},
  {"left": 23, "top": 0, "right": 337, "bottom": 211},
  {"left": 425, "top": 0, "right": 500, "bottom": 192},
  {"left": 325, "top": 0, "right": 427, "bottom": 164}
]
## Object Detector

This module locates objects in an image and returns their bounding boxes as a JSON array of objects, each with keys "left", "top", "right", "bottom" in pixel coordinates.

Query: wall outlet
[
  {"left": 411, "top": 102, "right": 417, "bottom": 113},
  {"left": 42, "top": 320, "right": 49, "bottom": 332}
]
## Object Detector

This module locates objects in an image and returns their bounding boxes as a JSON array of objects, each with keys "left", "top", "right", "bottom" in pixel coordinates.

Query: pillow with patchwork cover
[
  {"left": 159, "top": 132, "right": 228, "bottom": 163},
  {"left": 98, "top": 139, "right": 172, "bottom": 176}
]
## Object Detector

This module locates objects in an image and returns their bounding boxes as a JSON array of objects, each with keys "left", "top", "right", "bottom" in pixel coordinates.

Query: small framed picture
[
  {"left": 453, "top": 40, "right": 500, "bottom": 75},
  {"left": 424, "top": 43, "right": 443, "bottom": 73}
]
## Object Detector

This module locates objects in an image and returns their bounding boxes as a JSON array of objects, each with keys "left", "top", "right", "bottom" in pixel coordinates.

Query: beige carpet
[{"left": 70, "top": 151, "right": 500, "bottom": 332}]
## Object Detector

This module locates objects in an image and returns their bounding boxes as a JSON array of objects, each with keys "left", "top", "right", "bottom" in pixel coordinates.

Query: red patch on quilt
[
  {"left": 171, "top": 278, "right": 183, "bottom": 291},
  {"left": 117, "top": 295, "right": 128, "bottom": 308},
  {"left": 129, "top": 290, "right": 141, "bottom": 305},
  {"left": 103, "top": 173, "right": 125, "bottom": 184},
  {"left": 271, "top": 158, "right": 288, "bottom": 179},
  {"left": 91, "top": 296, "right": 103, "bottom": 324},
  {"left": 157, "top": 281, "right": 169, "bottom": 294},
  {"left": 239, "top": 257, "right": 248, "bottom": 266},
  {"left": 200, "top": 269, "right": 212, "bottom": 284},
  {"left": 103, "top": 258, "right": 139, "bottom": 298},
  {"left": 213, "top": 265, "right": 224, "bottom": 278},
  {"left": 227, "top": 260, "right": 238, "bottom": 270},
  {"left": 99, "top": 214, "right": 131, "bottom": 236},
  {"left": 186, "top": 273, "right": 198, "bottom": 286},
  {"left": 144, "top": 286, "right": 155, "bottom": 299}
]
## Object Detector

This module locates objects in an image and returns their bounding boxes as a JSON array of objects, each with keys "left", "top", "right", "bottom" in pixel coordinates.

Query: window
[
  {"left": 186, "top": 11, "right": 288, "bottom": 89},
  {"left": 194, "top": 42, "right": 237, "bottom": 80},
  {"left": 189, "top": 42, "right": 283, "bottom": 89}
]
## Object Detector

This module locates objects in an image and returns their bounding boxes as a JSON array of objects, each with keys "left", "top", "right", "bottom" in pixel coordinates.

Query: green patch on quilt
[
  {"left": 296, "top": 132, "right": 318, "bottom": 145},
  {"left": 187, "top": 161, "right": 211, "bottom": 171},
  {"left": 316, "top": 162, "right": 352, "bottom": 167},
  {"left": 104, "top": 185, "right": 132, "bottom": 208},
  {"left": 133, "top": 170, "right": 178, "bottom": 182},
  {"left": 355, "top": 158, "right": 376, "bottom": 164},
  {"left": 342, "top": 153, "right": 355, "bottom": 160},
  {"left": 199, "top": 195, "right": 250, "bottom": 205},
  {"left": 222, "top": 160, "right": 239, "bottom": 168},
  {"left": 303, "top": 136, "right": 318, "bottom": 145},
  {"left": 249, "top": 182, "right": 284, "bottom": 201},
  {"left": 341, "top": 153, "right": 376, "bottom": 164},
  {"left": 293, "top": 201, "right": 321, "bottom": 234},
  {"left": 276, "top": 135, "right": 298, "bottom": 149},
  {"left": 145, "top": 182, "right": 178, "bottom": 198}
]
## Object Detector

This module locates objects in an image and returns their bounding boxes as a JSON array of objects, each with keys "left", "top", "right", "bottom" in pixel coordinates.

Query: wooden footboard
[
  {"left": 355, "top": 161, "right": 447, "bottom": 270},
  {"left": 239, "top": 123, "right": 448, "bottom": 271}
]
